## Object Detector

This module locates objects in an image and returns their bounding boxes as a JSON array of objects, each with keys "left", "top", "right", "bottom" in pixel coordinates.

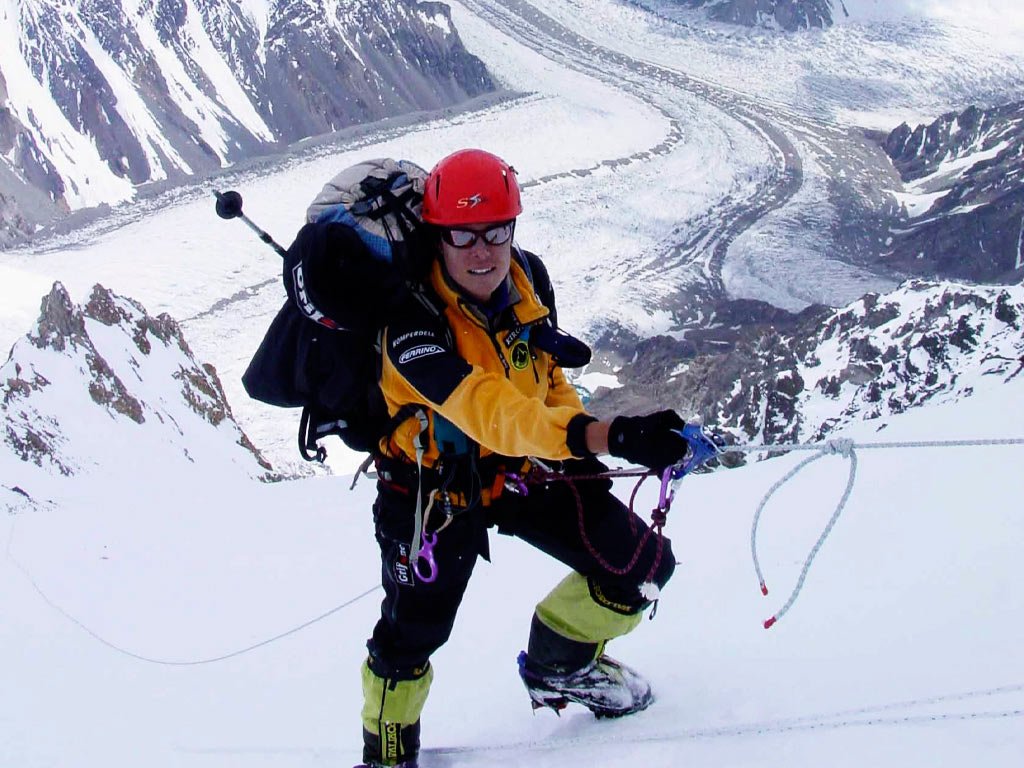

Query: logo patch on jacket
[
  {"left": 398, "top": 344, "right": 444, "bottom": 365},
  {"left": 510, "top": 340, "right": 531, "bottom": 370}
]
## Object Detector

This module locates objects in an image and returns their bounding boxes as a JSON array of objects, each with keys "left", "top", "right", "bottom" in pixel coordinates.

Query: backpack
[
  {"left": 241, "top": 158, "right": 593, "bottom": 464},
  {"left": 242, "top": 158, "right": 434, "bottom": 462}
]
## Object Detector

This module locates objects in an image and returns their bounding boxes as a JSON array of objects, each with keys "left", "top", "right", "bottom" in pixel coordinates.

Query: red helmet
[{"left": 422, "top": 148, "right": 523, "bottom": 226}]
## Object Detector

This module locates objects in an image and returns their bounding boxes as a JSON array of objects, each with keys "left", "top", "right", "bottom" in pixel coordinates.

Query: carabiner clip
[
  {"left": 671, "top": 424, "right": 722, "bottom": 479},
  {"left": 413, "top": 531, "right": 439, "bottom": 583},
  {"left": 657, "top": 466, "right": 675, "bottom": 512}
]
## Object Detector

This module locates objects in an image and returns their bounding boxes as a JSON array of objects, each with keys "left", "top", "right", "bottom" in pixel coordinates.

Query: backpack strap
[
  {"left": 355, "top": 171, "right": 423, "bottom": 247},
  {"left": 298, "top": 406, "right": 331, "bottom": 462},
  {"left": 512, "top": 244, "right": 534, "bottom": 286},
  {"left": 380, "top": 403, "right": 425, "bottom": 444}
]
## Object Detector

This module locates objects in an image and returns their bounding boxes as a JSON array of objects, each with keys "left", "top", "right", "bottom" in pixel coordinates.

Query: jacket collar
[{"left": 432, "top": 255, "right": 548, "bottom": 330}]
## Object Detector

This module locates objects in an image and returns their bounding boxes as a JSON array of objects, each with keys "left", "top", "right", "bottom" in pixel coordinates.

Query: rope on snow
[
  {"left": 7, "top": 437, "right": 1024, "bottom": 662},
  {"left": 722, "top": 436, "right": 1024, "bottom": 629}
]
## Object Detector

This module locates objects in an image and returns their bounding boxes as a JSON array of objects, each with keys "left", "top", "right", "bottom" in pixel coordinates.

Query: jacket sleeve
[{"left": 382, "top": 314, "right": 586, "bottom": 461}]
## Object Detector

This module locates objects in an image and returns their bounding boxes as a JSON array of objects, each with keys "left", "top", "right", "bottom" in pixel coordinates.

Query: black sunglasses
[{"left": 440, "top": 221, "right": 514, "bottom": 249}]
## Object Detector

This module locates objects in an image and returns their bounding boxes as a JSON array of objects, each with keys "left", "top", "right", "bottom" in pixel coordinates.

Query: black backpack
[{"left": 242, "top": 159, "right": 434, "bottom": 462}]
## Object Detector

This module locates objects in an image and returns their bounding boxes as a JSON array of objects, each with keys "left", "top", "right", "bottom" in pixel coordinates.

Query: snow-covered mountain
[
  {"left": 639, "top": 0, "right": 1017, "bottom": 31},
  {"left": 8, "top": 276, "right": 1019, "bottom": 499},
  {"left": 0, "top": 0, "right": 493, "bottom": 245},
  {"left": 2, "top": 2, "right": 1023, "bottom": 764},
  {"left": 629, "top": 0, "right": 839, "bottom": 30},
  {"left": 1, "top": 282, "right": 271, "bottom": 488},
  {"left": 715, "top": 281, "right": 1024, "bottom": 445},
  {"left": 883, "top": 100, "right": 1024, "bottom": 283}
]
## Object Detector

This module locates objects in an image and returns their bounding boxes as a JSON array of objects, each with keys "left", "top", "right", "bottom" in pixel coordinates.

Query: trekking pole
[{"left": 212, "top": 189, "right": 288, "bottom": 258}]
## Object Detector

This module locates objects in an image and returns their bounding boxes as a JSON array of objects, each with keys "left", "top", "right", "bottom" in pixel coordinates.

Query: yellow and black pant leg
[
  {"left": 491, "top": 466, "right": 676, "bottom": 671},
  {"left": 361, "top": 483, "right": 488, "bottom": 763}
]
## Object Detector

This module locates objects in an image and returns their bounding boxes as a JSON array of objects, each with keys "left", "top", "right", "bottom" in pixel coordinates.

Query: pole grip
[{"left": 212, "top": 189, "right": 287, "bottom": 258}]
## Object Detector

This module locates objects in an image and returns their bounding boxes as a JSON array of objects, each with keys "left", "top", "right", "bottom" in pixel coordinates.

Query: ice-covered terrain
[{"left": 2, "top": 0, "right": 1021, "bottom": 472}]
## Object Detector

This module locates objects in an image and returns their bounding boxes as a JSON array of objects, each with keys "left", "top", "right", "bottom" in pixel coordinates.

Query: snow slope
[{"left": 3, "top": 344, "right": 1022, "bottom": 768}]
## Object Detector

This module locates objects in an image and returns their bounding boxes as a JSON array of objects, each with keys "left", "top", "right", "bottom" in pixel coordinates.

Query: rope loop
[
  {"left": 825, "top": 438, "right": 855, "bottom": 458},
  {"left": 742, "top": 434, "right": 1024, "bottom": 629},
  {"left": 752, "top": 443, "right": 858, "bottom": 629}
]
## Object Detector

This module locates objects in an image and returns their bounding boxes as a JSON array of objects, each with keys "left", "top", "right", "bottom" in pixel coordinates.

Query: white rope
[
  {"left": 5, "top": 518, "right": 381, "bottom": 666},
  {"left": 728, "top": 436, "right": 1024, "bottom": 629},
  {"left": 725, "top": 437, "right": 1024, "bottom": 454}
]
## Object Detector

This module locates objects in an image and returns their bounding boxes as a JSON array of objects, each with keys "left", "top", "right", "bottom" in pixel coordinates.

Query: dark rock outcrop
[
  {"left": 882, "top": 101, "right": 1024, "bottom": 283},
  {"left": 668, "top": 0, "right": 837, "bottom": 31},
  {"left": 590, "top": 282, "right": 1024, "bottom": 448}
]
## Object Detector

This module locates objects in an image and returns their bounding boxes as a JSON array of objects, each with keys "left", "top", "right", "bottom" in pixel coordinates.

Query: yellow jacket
[{"left": 379, "top": 252, "right": 590, "bottom": 468}]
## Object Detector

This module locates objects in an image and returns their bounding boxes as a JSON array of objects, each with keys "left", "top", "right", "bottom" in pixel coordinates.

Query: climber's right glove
[{"left": 608, "top": 409, "right": 690, "bottom": 472}]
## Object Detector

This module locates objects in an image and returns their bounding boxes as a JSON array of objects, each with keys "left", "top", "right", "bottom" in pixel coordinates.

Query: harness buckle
[{"left": 504, "top": 474, "right": 530, "bottom": 496}]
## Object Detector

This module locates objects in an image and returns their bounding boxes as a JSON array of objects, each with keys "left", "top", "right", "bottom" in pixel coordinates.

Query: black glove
[{"left": 608, "top": 410, "right": 690, "bottom": 472}]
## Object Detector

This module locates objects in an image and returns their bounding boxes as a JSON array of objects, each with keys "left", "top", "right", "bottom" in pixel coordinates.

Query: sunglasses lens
[
  {"left": 442, "top": 221, "right": 514, "bottom": 248},
  {"left": 483, "top": 222, "right": 513, "bottom": 245},
  {"left": 445, "top": 229, "right": 478, "bottom": 248}
]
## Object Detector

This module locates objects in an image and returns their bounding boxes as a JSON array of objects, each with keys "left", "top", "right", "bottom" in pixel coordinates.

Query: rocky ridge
[
  {"left": 1, "top": 282, "right": 273, "bottom": 480},
  {"left": 659, "top": 0, "right": 839, "bottom": 31},
  {"left": 883, "top": 100, "right": 1024, "bottom": 283},
  {"left": 591, "top": 281, "right": 1024, "bottom": 448},
  {"left": 0, "top": 0, "right": 494, "bottom": 245}
]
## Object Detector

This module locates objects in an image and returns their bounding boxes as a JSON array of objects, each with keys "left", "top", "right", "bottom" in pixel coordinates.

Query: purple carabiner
[
  {"left": 413, "top": 531, "right": 439, "bottom": 583},
  {"left": 657, "top": 466, "right": 674, "bottom": 511},
  {"left": 504, "top": 472, "right": 530, "bottom": 496}
]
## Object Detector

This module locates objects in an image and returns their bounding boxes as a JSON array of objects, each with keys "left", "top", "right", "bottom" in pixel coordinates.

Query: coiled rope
[{"left": 723, "top": 437, "right": 1024, "bottom": 629}]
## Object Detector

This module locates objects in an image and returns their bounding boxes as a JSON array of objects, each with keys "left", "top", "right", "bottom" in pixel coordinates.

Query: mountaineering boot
[
  {"left": 353, "top": 758, "right": 417, "bottom": 768},
  {"left": 517, "top": 651, "right": 654, "bottom": 718},
  {"left": 519, "top": 574, "right": 657, "bottom": 718},
  {"left": 358, "top": 721, "right": 420, "bottom": 768}
]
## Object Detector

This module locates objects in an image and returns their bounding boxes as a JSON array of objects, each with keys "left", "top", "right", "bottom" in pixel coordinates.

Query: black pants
[{"left": 368, "top": 461, "right": 676, "bottom": 675}]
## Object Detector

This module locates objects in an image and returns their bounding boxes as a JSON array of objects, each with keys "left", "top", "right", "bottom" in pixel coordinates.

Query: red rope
[{"left": 524, "top": 467, "right": 668, "bottom": 583}]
